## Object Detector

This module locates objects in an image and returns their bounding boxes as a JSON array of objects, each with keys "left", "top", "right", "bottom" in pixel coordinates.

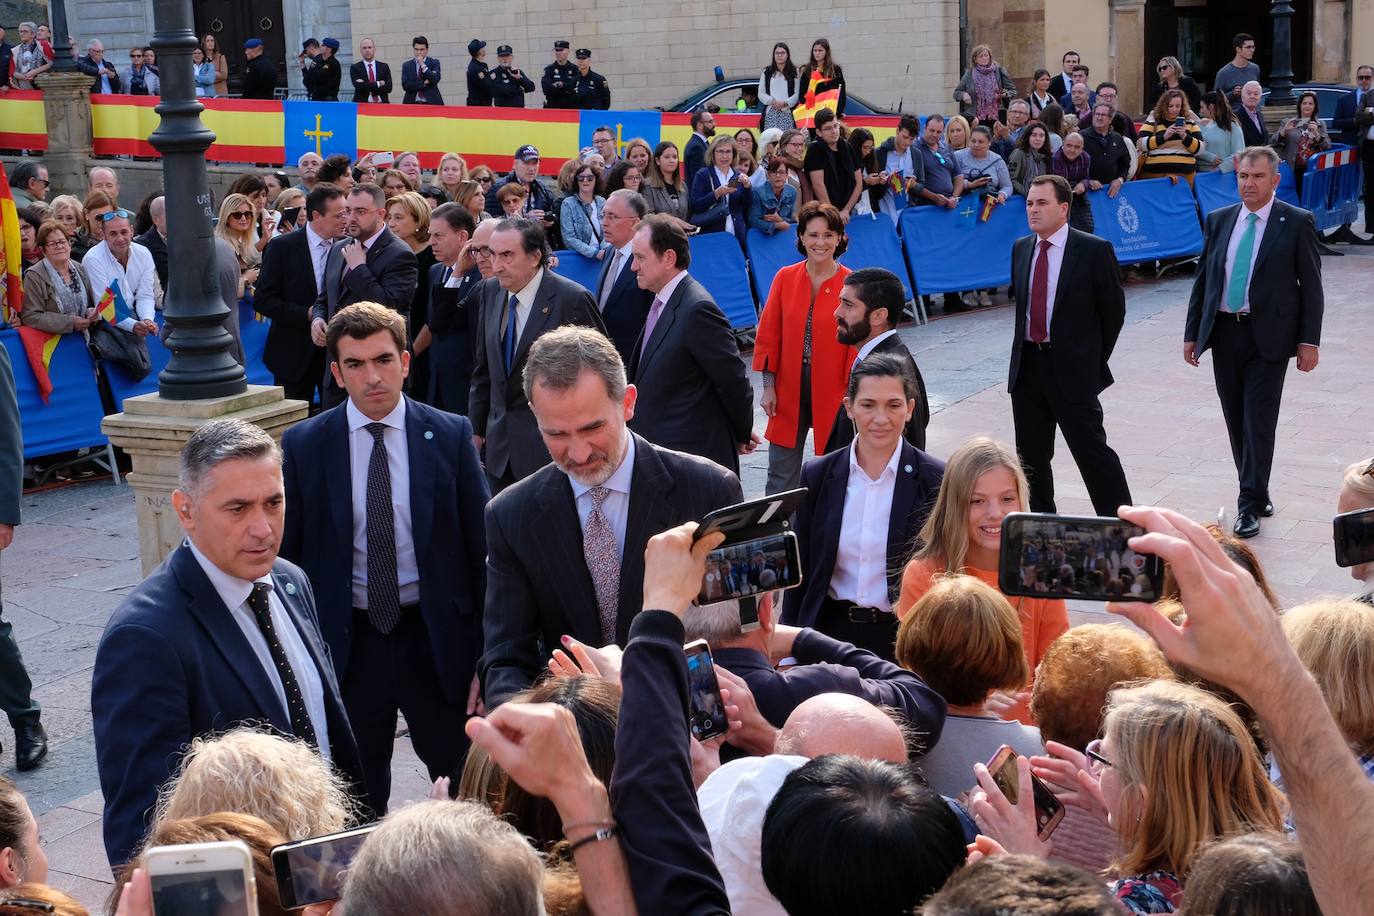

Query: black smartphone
[
  {"left": 1334, "top": 507, "right": 1374, "bottom": 568},
  {"left": 280, "top": 206, "right": 302, "bottom": 229},
  {"left": 271, "top": 825, "right": 377, "bottom": 910},
  {"left": 728, "top": 173, "right": 740, "bottom": 187},
  {"left": 684, "top": 640, "right": 729, "bottom": 741},
  {"left": 998, "top": 512, "right": 1164, "bottom": 602},
  {"left": 698, "top": 531, "right": 802, "bottom": 605},
  {"left": 764, "top": 205, "right": 778, "bottom": 216},
  {"left": 986, "top": 745, "right": 1065, "bottom": 840},
  {"left": 694, "top": 489, "right": 807, "bottom": 543},
  {"left": 1173, "top": 116, "right": 1186, "bottom": 128}
]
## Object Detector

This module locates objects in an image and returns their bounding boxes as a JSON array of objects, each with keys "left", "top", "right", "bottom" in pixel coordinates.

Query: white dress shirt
[
  {"left": 1025, "top": 221, "right": 1069, "bottom": 341},
  {"left": 856, "top": 328, "right": 899, "bottom": 362},
  {"left": 829, "top": 439, "right": 902, "bottom": 610},
  {"left": 187, "top": 540, "right": 332, "bottom": 760},
  {"left": 570, "top": 433, "right": 636, "bottom": 561},
  {"left": 347, "top": 398, "right": 421, "bottom": 608},
  {"left": 1222, "top": 195, "right": 1274, "bottom": 315},
  {"left": 715, "top": 166, "right": 737, "bottom": 236},
  {"left": 305, "top": 224, "right": 332, "bottom": 293},
  {"left": 504, "top": 267, "right": 544, "bottom": 343},
  {"left": 81, "top": 241, "right": 158, "bottom": 331}
]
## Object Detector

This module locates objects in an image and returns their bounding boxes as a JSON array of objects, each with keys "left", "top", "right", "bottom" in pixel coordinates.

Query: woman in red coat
[{"left": 752, "top": 201, "right": 856, "bottom": 493}]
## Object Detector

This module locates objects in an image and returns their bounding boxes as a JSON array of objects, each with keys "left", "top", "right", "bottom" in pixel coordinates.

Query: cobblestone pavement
[{"left": 3, "top": 238, "right": 1371, "bottom": 909}]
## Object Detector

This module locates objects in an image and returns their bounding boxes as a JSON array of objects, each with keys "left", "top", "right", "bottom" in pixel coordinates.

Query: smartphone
[
  {"left": 764, "top": 205, "right": 778, "bottom": 216},
  {"left": 694, "top": 488, "right": 807, "bottom": 543},
  {"left": 986, "top": 745, "right": 1065, "bottom": 840},
  {"left": 998, "top": 512, "right": 1165, "bottom": 602},
  {"left": 372, "top": 150, "right": 395, "bottom": 168},
  {"left": 1334, "top": 507, "right": 1374, "bottom": 568},
  {"left": 280, "top": 206, "right": 302, "bottom": 229},
  {"left": 1173, "top": 116, "right": 1186, "bottom": 128},
  {"left": 145, "top": 840, "right": 257, "bottom": 916},
  {"left": 685, "top": 640, "right": 729, "bottom": 741},
  {"left": 728, "top": 174, "right": 740, "bottom": 187},
  {"left": 272, "top": 824, "right": 377, "bottom": 910},
  {"left": 698, "top": 531, "right": 802, "bottom": 605}
]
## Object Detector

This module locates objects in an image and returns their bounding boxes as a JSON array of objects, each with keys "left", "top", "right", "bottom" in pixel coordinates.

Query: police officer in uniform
[
  {"left": 542, "top": 39, "right": 578, "bottom": 109},
  {"left": 304, "top": 37, "right": 342, "bottom": 101},
  {"left": 466, "top": 38, "right": 492, "bottom": 106},
  {"left": 571, "top": 48, "right": 611, "bottom": 110},
  {"left": 490, "top": 44, "right": 535, "bottom": 108}
]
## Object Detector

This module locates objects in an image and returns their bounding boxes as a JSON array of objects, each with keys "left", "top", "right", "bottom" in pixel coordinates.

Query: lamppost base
[{"left": 100, "top": 386, "right": 308, "bottom": 575}]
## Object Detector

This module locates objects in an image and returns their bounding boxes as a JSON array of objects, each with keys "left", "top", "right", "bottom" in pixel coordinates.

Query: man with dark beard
[{"left": 823, "top": 268, "right": 930, "bottom": 453}]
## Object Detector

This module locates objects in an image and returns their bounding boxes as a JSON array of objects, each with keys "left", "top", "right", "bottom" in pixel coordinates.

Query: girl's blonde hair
[
  {"left": 1104, "top": 680, "right": 1286, "bottom": 878},
  {"left": 912, "top": 436, "right": 1028, "bottom": 574},
  {"left": 437, "top": 152, "right": 469, "bottom": 190}
]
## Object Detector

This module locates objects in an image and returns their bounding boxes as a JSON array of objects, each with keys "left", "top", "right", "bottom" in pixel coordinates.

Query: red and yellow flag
[
  {"left": 1, "top": 161, "right": 60, "bottom": 402},
  {"left": 793, "top": 71, "right": 841, "bottom": 129}
]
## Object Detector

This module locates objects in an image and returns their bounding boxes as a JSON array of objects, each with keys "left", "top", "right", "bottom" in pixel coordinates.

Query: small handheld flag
[
  {"left": 979, "top": 194, "right": 998, "bottom": 223},
  {"left": 96, "top": 282, "right": 133, "bottom": 325},
  {"left": 1, "top": 162, "right": 60, "bottom": 402}
]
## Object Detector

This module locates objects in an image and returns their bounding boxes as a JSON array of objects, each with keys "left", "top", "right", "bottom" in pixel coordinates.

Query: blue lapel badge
[
  {"left": 424, "top": 429, "right": 434, "bottom": 440},
  {"left": 284, "top": 581, "right": 297, "bottom": 596}
]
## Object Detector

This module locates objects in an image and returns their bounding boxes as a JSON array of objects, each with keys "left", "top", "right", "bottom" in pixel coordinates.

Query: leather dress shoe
[
  {"left": 14, "top": 723, "right": 47, "bottom": 771},
  {"left": 1234, "top": 511, "right": 1261, "bottom": 539},
  {"left": 1258, "top": 501, "right": 1275, "bottom": 518}
]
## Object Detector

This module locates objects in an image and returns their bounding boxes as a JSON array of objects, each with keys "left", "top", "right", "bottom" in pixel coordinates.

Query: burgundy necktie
[
  {"left": 368, "top": 62, "right": 377, "bottom": 101},
  {"left": 1029, "top": 239, "right": 1050, "bottom": 343}
]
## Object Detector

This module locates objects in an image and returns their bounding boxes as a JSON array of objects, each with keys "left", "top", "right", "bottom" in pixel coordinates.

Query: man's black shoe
[
  {"left": 1234, "top": 512, "right": 1260, "bottom": 539},
  {"left": 14, "top": 723, "right": 47, "bottom": 771},
  {"left": 1259, "top": 501, "right": 1275, "bottom": 518}
]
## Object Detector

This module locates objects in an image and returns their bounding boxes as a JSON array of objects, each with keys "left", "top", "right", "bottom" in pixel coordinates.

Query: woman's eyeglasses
[
  {"left": 229, "top": 210, "right": 253, "bottom": 219},
  {"left": 1085, "top": 739, "right": 1115, "bottom": 776},
  {"left": 577, "top": 174, "right": 598, "bottom": 183}
]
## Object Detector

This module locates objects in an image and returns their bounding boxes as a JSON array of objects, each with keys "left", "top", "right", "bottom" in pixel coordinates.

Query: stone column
[
  {"left": 101, "top": 387, "right": 307, "bottom": 576},
  {"left": 37, "top": 72, "right": 94, "bottom": 200},
  {"left": 1109, "top": 0, "right": 1148, "bottom": 117}
]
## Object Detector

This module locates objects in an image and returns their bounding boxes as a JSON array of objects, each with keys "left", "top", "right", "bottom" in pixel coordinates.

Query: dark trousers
[
  {"left": 278, "top": 350, "right": 326, "bottom": 409},
  {"left": 1012, "top": 345, "right": 1132, "bottom": 516},
  {"left": 341, "top": 608, "right": 470, "bottom": 814},
  {"left": 0, "top": 560, "right": 41, "bottom": 731},
  {"left": 1363, "top": 139, "right": 1374, "bottom": 228},
  {"left": 1209, "top": 313, "right": 1288, "bottom": 514},
  {"left": 818, "top": 596, "right": 900, "bottom": 662}
]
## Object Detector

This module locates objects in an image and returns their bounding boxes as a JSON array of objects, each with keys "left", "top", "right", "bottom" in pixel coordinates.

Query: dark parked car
[
  {"left": 664, "top": 76, "right": 899, "bottom": 116},
  {"left": 1261, "top": 83, "right": 1353, "bottom": 134}
]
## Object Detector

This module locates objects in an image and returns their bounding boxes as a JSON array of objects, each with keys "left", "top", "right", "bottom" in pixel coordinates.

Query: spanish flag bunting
[
  {"left": 793, "top": 71, "right": 841, "bottom": 129},
  {"left": 96, "top": 282, "right": 134, "bottom": 326}
]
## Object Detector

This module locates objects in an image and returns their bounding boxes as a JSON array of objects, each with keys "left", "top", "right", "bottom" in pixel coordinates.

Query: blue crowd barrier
[
  {"left": 1, "top": 330, "right": 110, "bottom": 460},
  {"left": 840, "top": 214, "right": 914, "bottom": 301},
  {"left": 239, "top": 302, "right": 274, "bottom": 387},
  {"left": 899, "top": 196, "right": 1027, "bottom": 295},
  {"left": 1193, "top": 163, "right": 1300, "bottom": 218},
  {"left": 1086, "top": 178, "right": 1204, "bottom": 265},
  {"left": 1299, "top": 145, "right": 1362, "bottom": 231},
  {"left": 745, "top": 228, "right": 800, "bottom": 305},
  {"left": 688, "top": 233, "right": 757, "bottom": 329},
  {"left": 549, "top": 250, "right": 603, "bottom": 296}
]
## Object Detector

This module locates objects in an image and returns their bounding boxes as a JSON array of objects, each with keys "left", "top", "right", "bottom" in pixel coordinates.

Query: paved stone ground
[{"left": 2, "top": 236, "right": 1371, "bottom": 909}]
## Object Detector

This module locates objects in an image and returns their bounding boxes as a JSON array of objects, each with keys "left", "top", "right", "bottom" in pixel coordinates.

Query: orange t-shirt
[{"left": 896, "top": 558, "right": 1069, "bottom": 725}]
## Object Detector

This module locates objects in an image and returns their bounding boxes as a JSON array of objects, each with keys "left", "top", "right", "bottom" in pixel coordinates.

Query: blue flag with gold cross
[
  {"left": 285, "top": 100, "right": 358, "bottom": 166},
  {"left": 578, "top": 110, "right": 661, "bottom": 159}
]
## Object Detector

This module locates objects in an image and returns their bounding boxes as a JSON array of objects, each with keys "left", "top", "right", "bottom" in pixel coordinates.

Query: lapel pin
[
  {"left": 904, "top": 464, "right": 913, "bottom": 474},
  {"left": 542, "top": 306, "right": 550, "bottom": 314},
  {"left": 284, "top": 582, "right": 297, "bottom": 596},
  {"left": 424, "top": 430, "right": 434, "bottom": 440}
]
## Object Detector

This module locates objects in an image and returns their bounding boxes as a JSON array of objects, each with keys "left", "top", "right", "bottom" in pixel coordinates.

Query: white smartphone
[{"left": 145, "top": 840, "right": 257, "bottom": 916}]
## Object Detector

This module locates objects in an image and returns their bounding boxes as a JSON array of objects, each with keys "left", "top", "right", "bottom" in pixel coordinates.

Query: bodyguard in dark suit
[
  {"left": 1185, "top": 146, "right": 1323, "bottom": 538},
  {"left": 626, "top": 215, "right": 756, "bottom": 476},
  {"left": 480, "top": 327, "right": 741, "bottom": 706},
  {"left": 1331, "top": 66, "right": 1374, "bottom": 239},
  {"left": 825, "top": 267, "right": 930, "bottom": 453},
  {"left": 281, "top": 303, "right": 489, "bottom": 811},
  {"left": 684, "top": 111, "right": 715, "bottom": 186},
  {"left": 350, "top": 39, "right": 392, "bottom": 103},
  {"left": 0, "top": 346, "right": 47, "bottom": 774},
  {"left": 594, "top": 190, "right": 654, "bottom": 364},
  {"left": 256, "top": 183, "right": 345, "bottom": 404},
  {"left": 1009, "top": 174, "right": 1132, "bottom": 515},
  {"left": 424, "top": 204, "right": 484, "bottom": 412},
  {"left": 468, "top": 218, "right": 605, "bottom": 492},
  {"left": 785, "top": 355, "right": 944, "bottom": 660},
  {"left": 310, "top": 184, "right": 419, "bottom": 409},
  {"left": 401, "top": 36, "right": 442, "bottom": 105},
  {"left": 92, "top": 419, "right": 366, "bottom": 867}
]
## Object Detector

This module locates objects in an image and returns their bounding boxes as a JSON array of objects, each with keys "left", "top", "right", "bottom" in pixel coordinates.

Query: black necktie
[
  {"left": 246, "top": 582, "right": 318, "bottom": 746},
  {"left": 365, "top": 422, "right": 402, "bottom": 633}
]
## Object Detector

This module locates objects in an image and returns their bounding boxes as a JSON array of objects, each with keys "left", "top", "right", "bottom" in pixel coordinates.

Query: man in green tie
[{"left": 1184, "top": 146, "right": 1324, "bottom": 538}]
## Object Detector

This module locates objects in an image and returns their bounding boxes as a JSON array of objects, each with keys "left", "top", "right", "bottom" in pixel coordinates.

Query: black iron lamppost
[
  {"left": 47, "top": 0, "right": 77, "bottom": 72},
  {"left": 147, "top": 0, "right": 248, "bottom": 399},
  {"left": 1268, "top": 0, "right": 1297, "bottom": 106}
]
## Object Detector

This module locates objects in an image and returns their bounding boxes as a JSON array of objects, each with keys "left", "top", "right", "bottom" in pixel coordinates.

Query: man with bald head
[
  {"left": 775, "top": 692, "right": 909, "bottom": 762},
  {"left": 682, "top": 594, "right": 945, "bottom": 740},
  {"left": 134, "top": 196, "right": 168, "bottom": 288}
]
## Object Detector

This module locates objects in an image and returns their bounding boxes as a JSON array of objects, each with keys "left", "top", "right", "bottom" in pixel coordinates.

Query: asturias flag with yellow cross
[{"left": 284, "top": 100, "right": 358, "bottom": 166}]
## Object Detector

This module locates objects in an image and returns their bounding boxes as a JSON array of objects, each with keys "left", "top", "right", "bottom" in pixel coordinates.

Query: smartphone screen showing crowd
[{"left": 999, "top": 513, "right": 1164, "bottom": 602}]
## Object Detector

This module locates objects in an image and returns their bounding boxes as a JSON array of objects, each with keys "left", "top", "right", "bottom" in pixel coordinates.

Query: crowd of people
[{"left": 0, "top": 29, "right": 1373, "bottom": 916}]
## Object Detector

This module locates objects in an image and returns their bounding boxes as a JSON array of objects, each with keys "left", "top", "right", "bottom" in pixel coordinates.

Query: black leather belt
[
  {"left": 829, "top": 598, "right": 891, "bottom": 624},
  {"left": 1215, "top": 310, "right": 1251, "bottom": 320},
  {"left": 1023, "top": 340, "right": 1052, "bottom": 350}
]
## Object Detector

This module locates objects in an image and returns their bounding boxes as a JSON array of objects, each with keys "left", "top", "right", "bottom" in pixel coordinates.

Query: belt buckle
[{"left": 848, "top": 605, "right": 880, "bottom": 623}]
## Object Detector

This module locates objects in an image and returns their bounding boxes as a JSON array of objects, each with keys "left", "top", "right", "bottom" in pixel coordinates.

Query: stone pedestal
[
  {"left": 101, "top": 386, "right": 308, "bottom": 576},
  {"left": 37, "top": 71, "right": 94, "bottom": 200}
]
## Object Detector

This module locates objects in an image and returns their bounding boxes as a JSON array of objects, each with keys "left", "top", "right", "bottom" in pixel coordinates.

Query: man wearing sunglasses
[{"left": 80, "top": 210, "right": 159, "bottom": 337}]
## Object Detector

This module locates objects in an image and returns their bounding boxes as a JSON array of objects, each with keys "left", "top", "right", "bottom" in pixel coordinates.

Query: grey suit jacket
[
  {"left": 467, "top": 269, "right": 605, "bottom": 481},
  {"left": 627, "top": 273, "right": 754, "bottom": 475},
  {"left": 309, "top": 226, "right": 419, "bottom": 324},
  {"left": 480, "top": 433, "right": 741, "bottom": 705},
  {"left": 1184, "top": 198, "right": 1323, "bottom": 361},
  {"left": 0, "top": 345, "right": 20, "bottom": 527}
]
